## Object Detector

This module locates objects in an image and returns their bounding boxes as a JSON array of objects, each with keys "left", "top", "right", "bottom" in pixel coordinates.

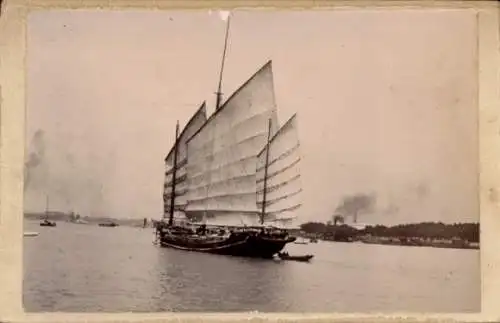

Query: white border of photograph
[{"left": 1, "top": 1, "right": 499, "bottom": 322}]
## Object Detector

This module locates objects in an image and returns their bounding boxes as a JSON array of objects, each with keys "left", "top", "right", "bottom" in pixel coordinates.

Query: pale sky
[{"left": 25, "top": 9, "right": 478, "bottom": 225}]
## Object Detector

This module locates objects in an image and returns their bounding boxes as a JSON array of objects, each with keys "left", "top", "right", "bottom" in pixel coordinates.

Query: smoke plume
[
  {"left": 334, "top": 193, "right": 377, "bottom": 223},
  {"left": 24, "top": 129, "right": 46, "bottom": 192}
]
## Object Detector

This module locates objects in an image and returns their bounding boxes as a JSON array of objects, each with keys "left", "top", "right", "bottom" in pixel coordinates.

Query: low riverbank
[
  {"left": 25, "top": 213, "right": 480, "bottom": 250},
  {"left": 297, "top": 221, "right": 480, "bottom": 250},
  {"left": 24, "top": 212, "right": 147, "bottom": 228},
  {"left": 357, "top": 235, "right": 479, "bottom": 250}
]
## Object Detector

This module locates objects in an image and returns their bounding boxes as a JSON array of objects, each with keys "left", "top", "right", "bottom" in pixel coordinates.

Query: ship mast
[
  {"left": 45, "top": 195, "right": 49, "bottom": 220},
  {"left": 168, "top": 121, "right": 180, "bottom": 226},
  {"left": 215, "top": 14, "right": 231, "bottom": 110},
  {"left": 260, "top": 118, "right": 272, "bottom": 225}
]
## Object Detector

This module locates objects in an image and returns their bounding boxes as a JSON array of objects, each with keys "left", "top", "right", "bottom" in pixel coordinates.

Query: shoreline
[
  {"left": 298, "top": 221, "right": 480, "bottom": 251},
  {"left": 24, "top": 213, "right": 147, "bottom": 228},
  {"left": 356, "top": 238, "right": 479, "bottom": 250},
  {"left": 24, "top": 213, "right": 480, "bottom": 250}
]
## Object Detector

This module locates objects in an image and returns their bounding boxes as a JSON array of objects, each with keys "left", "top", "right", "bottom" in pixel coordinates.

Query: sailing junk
[{"left": 156, "top": 61, "right": 302, "bottom": 259}]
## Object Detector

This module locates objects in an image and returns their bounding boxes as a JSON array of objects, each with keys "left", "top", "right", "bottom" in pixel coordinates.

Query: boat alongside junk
[{"left": 277, "top": 251, "right": 314, "bottom": 262}]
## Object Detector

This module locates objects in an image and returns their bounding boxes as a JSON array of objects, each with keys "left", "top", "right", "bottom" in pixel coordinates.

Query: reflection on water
[{"left": 23, "top": 220, "right": 480, "bottom": 313}]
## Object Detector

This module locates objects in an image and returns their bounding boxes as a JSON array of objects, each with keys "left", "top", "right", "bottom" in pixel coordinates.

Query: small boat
[
  {"left": 40, "top": 195, "right": 56, "bottom": 227},
  {"left": 40, "top": 220, "right": 56, "bottom": 227},
  {"left": 73, "top": 219, "right": 89, "bottom": 224},
  {"left": 278, "top": 252, "right": 314, "bottom": 262},
  {"left": 294, "top": 237, "right": 309, "bottom": 245},
  {"left": 99, "top": 222, "right": 118, "bottom": 227},
  {"left": 24, "top": 232, "right": 39, "bottom": 237}
]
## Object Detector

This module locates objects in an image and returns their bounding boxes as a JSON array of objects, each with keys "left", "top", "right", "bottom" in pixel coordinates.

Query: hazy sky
[{"left": 25, "top": 9, "right": 478, "bottom": 225}]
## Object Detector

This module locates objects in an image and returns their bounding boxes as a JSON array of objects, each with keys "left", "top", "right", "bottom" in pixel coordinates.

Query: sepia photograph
[{"left": 22, "top": 8, "right": 480, "bottom": 313}]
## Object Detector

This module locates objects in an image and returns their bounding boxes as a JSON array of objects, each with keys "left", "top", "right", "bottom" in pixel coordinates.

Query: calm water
[{"left": 23, "top": 220, "right": 480, "bottom": 313}]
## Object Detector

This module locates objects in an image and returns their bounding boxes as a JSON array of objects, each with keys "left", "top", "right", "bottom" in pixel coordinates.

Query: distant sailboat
[{"left": 40, "top": 195, "right": 56, "bottom": 227}]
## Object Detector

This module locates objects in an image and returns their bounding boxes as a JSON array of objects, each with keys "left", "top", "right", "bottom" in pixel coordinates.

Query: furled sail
[
  {"left": 163, "top": 102, "right": 208, "bottom": 218},
  {"left": 256, "top": 114, "right": 302, "bottom": 227},
  {"left": 185, "top": 61, "right": 280, "bottom": 226}
]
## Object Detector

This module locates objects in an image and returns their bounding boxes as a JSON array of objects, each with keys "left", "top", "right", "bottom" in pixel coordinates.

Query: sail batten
[
  {"left": 256, "top": 114, "right": 302, "bottom": 225},
  {"left": 189, "top": 159, "right": 257, "bottom": 189},
  {"left": 256, "top": 158, "right": 300, "bottom": 184},
  {"left": 165, "top": 168, "right": 188, "bottom": 185},
  {"left": 256, "top": 144, "right": 300, "bottom": 173},
  {"left": 258, "top": 189, "right": 302, "bottom": 207},
  {"left": 188, "top": 111, "right": 273, "bottom": 152},
  {"left": 189, "top": 175, "right": 256, "bottom": 198},
  {"left": 165, "top": 158, "right": 188, "bottom": 175}
]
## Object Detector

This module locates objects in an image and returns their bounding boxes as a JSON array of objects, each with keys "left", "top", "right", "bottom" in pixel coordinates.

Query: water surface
[{"left": 23, "top": 220, "right": 480, "bottom": 313}]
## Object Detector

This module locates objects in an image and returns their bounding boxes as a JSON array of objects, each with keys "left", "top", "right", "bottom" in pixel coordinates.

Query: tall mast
[
  {"left": 260, "top": 118, "right": 272, "bottom": 225},
  {"left": 45, "top": 195, "right": 49, "bottom": 220},
  {"left": 168, "top": 121, "right": 180, "bottom": 226},
  {"left": 215, "top": 14, "right": 231, "bottom": 110}
]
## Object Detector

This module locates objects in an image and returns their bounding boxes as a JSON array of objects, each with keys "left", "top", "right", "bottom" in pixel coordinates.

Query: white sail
[
  {"left": 256, "top": 114, "right": 302, "bottom": 227},
  {"left": 163, "top": 102, "right": 207, "bottom": 218},
  {"left": 185, "top": 61, "right": 280, "bottom": 224}
]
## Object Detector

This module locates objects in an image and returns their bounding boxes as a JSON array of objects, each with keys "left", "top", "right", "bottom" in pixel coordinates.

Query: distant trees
[
  {"left": 299, "top": 221, "right": 479, "bottom": 243},
  {"left": 362, "top": 222, "right": 479, "bottom": 243},
  {"left": 300, "top": 222, "right": 328, "bottom": 233},
  {"left": 299, "top": 221, "right": 361, "bottom": 242}
]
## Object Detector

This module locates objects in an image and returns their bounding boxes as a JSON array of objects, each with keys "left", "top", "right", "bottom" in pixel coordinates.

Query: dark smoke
[
  {"left": 414, "top": 183, "right": 429, "bottom": 200},
  {"left": 24, "top": 129, "right": 45, "bottom": 192},
  {"left": 335, "top": 193, "right": 376, "bottom": 223},
  {"left": 383, "top": 203, "right": 400, "bottom": 215}
]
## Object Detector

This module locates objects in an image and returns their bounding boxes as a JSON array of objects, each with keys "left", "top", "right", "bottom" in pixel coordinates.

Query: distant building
[{"left": 350, "top": 222, "right": 369, "bottom": 230}]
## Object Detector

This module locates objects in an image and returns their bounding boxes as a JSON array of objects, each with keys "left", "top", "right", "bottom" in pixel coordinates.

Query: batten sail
[
  {"left": 256, "top": 114, "right": 302, "bottom": 227},
  {"left": 163, "top": 102, "right": 208, "bottom": 219},
  {"left": 185, "top": 61, "right": 280, "bottom": 225}
]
